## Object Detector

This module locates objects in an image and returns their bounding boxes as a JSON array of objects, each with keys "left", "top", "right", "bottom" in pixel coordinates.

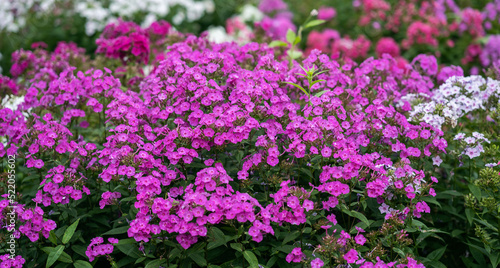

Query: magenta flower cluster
[{"left": 0, "top": 18, "right": 459, "bottom": 267}]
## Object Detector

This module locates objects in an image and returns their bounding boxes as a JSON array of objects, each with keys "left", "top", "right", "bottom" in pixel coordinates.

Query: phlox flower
[{"left": 343, "top": 249, "right": 359, "bottom": 264}]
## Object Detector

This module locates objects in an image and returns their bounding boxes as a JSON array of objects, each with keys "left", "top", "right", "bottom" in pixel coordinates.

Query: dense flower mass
[{"left": 1, "top": 1, "right": 500, "bottom": 267}]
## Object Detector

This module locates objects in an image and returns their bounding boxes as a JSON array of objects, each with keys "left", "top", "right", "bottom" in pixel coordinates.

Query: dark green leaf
[
  {"left": 46, "top": 245, "right": 65, "bottom": 268},
  {"left": 468, "top": 184, "right": 481, "bottom": 200},
  {"left": 49, "top": 231, "right": 58, "bottom": 245},
  {"left": 230, "top": 243, "right": 243, "bottom": 252},
  {"left": 282, "top": 231, "right": 300, "bottom": 245},
  {"left": 145, "top": 259, "right": 166, "bottom": 268},
  {"left": 102, "top": 226, "right": 129, "bottom": 236},
  {"left": 243, "top": 251, "right": 259, "bottom": 268},
  {"left": 62, "top": 219, "right": 80, "bottom": 244},
  {"left": 73, "top": 260, "right": 93, "bottom": 268},
  {"left": 116, "top": 240, "right": 142, "bottom": 258},
  {"left": 189, "top": 253, "right": 207, "bottom": 267},
  {"left": 427, "top": 245, "right": 447, "bottom": 261},
  {"left": 465, "top": 208, "right": 474, "bottom": 226}
]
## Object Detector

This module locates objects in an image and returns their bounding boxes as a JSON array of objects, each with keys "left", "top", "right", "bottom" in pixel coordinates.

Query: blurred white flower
[{"left": 207, "top": 26, "right": 233, "bottom": 43}]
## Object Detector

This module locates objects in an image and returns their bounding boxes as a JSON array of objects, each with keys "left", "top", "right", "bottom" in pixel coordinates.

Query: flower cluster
[
  {"left": 286, "top": 247, "right": 304, "bottom": 263},
  {"left": 96, "top": 19, "right": 172, "bottom": 64},
  {"left": 454, "top": 132, "right": 491, "bottom": 159},
  {"left": 410, "top": 75, "right": 500, "bottom": 129},
  {"left": 85, "top": 237, "right": 119, "bottom": 262},
  {"left": 5, "top": 15, "right": 491, "bottom": 267},
  {"left": 0, "top": 254, "right": 25, "bottom": 268},
  {"left": 0, "top": 202, "right": 56, "bottom": 243}
]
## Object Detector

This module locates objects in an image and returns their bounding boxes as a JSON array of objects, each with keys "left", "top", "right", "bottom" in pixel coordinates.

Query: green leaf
[
  {"left": 169, "top": 248, "right": 181, "bottom": 259},
  {"left": 293, "top": 36, "right": 301, "bottom": 46},
  {"left": 268, "top": 40, "right": 288, "bottom": 48},
  {"left": 314, "top": 90, "right": 330, "bottom": 97},
  {"left": 46, "top": 245, "right": 65, "bottom": 268},
  {"left": 284, "top": 82, "right": 308, "bottom": 96},
  {"left": 465, "top": 208, "right": 474, "bottom": 226},
  {"left": 282, "top": 231, "right": 300, "bottom": 245},
  {"left": 57, "top": 250, "right": 72, "bottom": 263},
  {"left": 468, "top": 184, "right": 481, "bottom": 200},
  {"left": 207, "top": 227, "right": 228, "bottom": 250},
  {"left": 489, "top": 252, "right": 500, "bottom": 268},
  {"left": 102, "top": 226, "right": 129, "bottom": 236},
  {"left": 300, "top": 168, "right": 314, "bottom": 179},
  {"left": 427, "top": 245, "right": 447, "bottom": 261},
  {"left": 189, "top": 253, "right": 207, "bottom": 267},
  {"left": 266, "top": 256, "right": 278, "bottom": 268},
  {"left": 71, "top": 245, "right": 88, "bottom": 259},
  {"left": 286, "top": 29, "right": 296, "bottom": 44},
  {"left": 468, "top": 243, "right": 487, "bottom": 265},
  {"left": 287, "top": 50, "right": 303, "bottom": 60},
  {"left": 243, "top": 251, "right": 259, "bottom": 268},
  {"left": 344, "top": 209, "right": 370, "bottom": 228},
  {"left": 304, "top": 20, "right": 326, "bottom": 29},
  {"left": 73, "top": 260, "right": 93, "bottom": 268},
  {"left": 48, "top": 231, "right": 58, "bottom": 245},
  {"left": 428, "top": 261, "right": 447, "bottom": 268},
  {"left": 436, "top": 190, "right": 462, "bottom": 198},
  {"left": 451, "top": 229, "right": 464, "bottom": 237},
  {"left": 116, "top": 239, "right": 143, "bottom": 258},
  {"left": 230, "top": 243, "right": 243, "bottom": 252},
  {"left": 421, "top": 196, "right": 441, "bottom": 208},
  {"left": 144, "top": 259, "right": 167, "bottom": 268},
  {"left": 393, "top": 247, "right": 405, "bottom": 257},
  {"left": 310, "top": 79, "right": 325, "bottom": 86},
  {"left": 474, "top": 218, "right": 499, "bottom": 232},
  {"left": 62, "top": 219, "right": 80, "bottom": 244},
  {"left": 478, "top": 36, "right": 490, "bottom": 45}
]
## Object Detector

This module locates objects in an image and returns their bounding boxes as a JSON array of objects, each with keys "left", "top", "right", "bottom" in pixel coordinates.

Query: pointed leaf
[
  {"left": 314, "top": 90, "right": 330, "bottom": 97},
  {"left": 62, "top": 218, "right": 80, "bottom": 244},
  {"left": 465, "top": 208, "right": 474, "bottom": 226},
  {"left": 269, "top": 40, "right": 288, "bottom": 48},
  {"left": 48, "top": 231, "right": 58, "bottom": 245},
  {"left": 145, "top": 259, "right": 166, "bottom": 268},
  {"left": 102, "top": 226, "right": 129, "bottom": 236},
  {"left": 46, "top": 245, "right": 65, "bottom": 268},
  {"left": 73, "top": 260, "right": 93, "bottom": 268},
  {"left": 304, "top": 20, "right": 326, "bottom": 29},
  {"left": 189, "top": 253, "right": 207, "bottom": 267},
  {"left": 427, "top": 245, "right": 447, "bottom": 261},
  {"left": 310, "top": 79, "right": 326, "bottom": 86},
  {"left": 287, "top": 50, "right": 303, "bottom": 60},
  {"left": 284, "top": 82, "right": 309, "bottom": 96},
  {"left": 243, "top": 251, "right": 259, "bottom": 268},
  {"left": 282, "top": 231, "right": 300, "bottom": 245},
  {"left": 286, "top": 29, "right": 296, "bottom": 44},
  {"left": 468, "top": 184, "right": 481, "bottom": 200},
  {"left": 293, "top": 36, "right": 301, "bottom": 45},
  {"left": 230, "top": 243, "right": 243, "bottom": 252}
]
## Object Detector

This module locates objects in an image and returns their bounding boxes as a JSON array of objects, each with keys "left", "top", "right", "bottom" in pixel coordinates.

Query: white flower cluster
[
  {"left": 454, "top": 132, "right": 490, "bottom": 159},
  {"left": 76, "top": 0, "right": 215, "bottom": 35},
  {"left": 207, "top": 4, "right": 263, "bottom": 44},
  {"left": 409, "top": 76, "right": 500, "bottom": 129},
  {"left": 1, "top": 0, "right": 215, "bottom": 35},
  {"left": 0, "top": 0, "right": 55, "bottom": 32}
]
